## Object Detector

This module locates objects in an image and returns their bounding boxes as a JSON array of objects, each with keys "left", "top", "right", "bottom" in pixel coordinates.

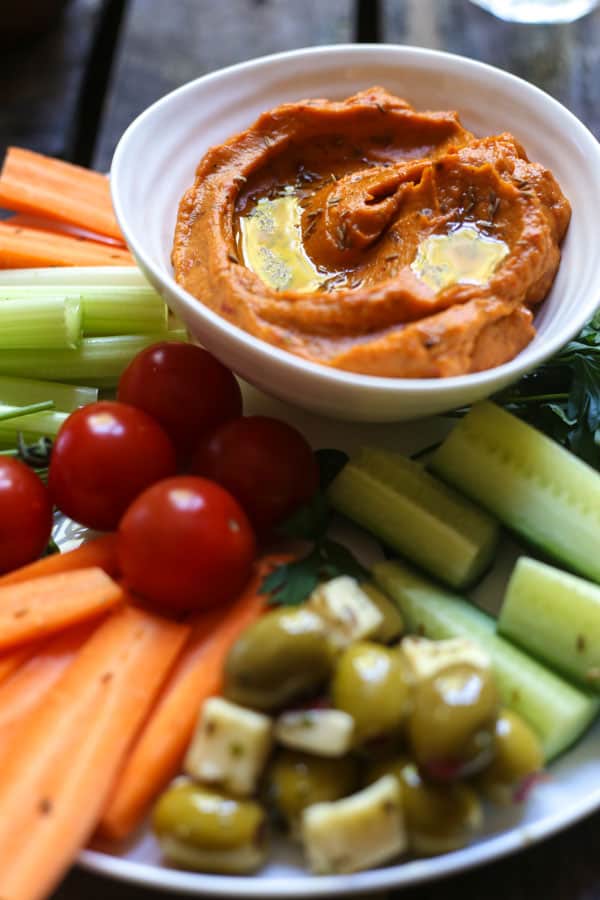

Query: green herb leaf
[{"left": 263, "top": 547, "right": 321, "bottom": 606}]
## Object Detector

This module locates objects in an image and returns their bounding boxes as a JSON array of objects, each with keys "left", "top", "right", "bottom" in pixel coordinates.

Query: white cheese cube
[
  {"left": 308, "top": 576, "right": 383, "bottom": 648},
  {"left": 274, "top": 709, "right": 354, "bottom": 757},
  {"left": 301, "top": 775, "right": 406, "bottom": 874},
  {"left": 184, "top": 697, "right": 272, "bottom": 797},
  {"left": 401, "top": 635, "right": 490, "bottom": 684}
]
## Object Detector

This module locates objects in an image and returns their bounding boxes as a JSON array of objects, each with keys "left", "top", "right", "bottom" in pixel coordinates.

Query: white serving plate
[{"left": 71, "top": 381, "right": 600, "bottom": 896}]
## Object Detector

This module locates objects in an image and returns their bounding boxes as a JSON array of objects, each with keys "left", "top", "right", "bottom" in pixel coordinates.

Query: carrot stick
[
  {"left": 0, "top": 566, "right": 124, "bottom": 652},
  {"left": 0, "top": 534, "right": 119, "bottom": 588},
  {"left": 0, "top": 623, "right": 94, "bottom": 746},
  {"left": 6, "top": 213, "right": 128, "bottom": 248},
  {"left": 0, "top": 646, "right": 35, "bottom": 686},
  {"left": 0, "top": 222, "right": 135, "bottom": 268},
  {"left": 0, "top": 147, "right": 123, "bottom": 241},
  {"left": 99, "top": 554, "right": 291, "bottom": 841},
  {"left": 0, "top": 605, "right": 189, "bottom": 900}
]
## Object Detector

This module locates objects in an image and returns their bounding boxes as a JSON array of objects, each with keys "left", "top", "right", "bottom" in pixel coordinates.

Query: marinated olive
[
  {"left": 224, "top": 606, "right": 333, "bottom": 711},
  {"left": 408, "top": 662, "right": 498, "bottom": 776},
  {"left": 477, "top": 709, "right": 544, "bottom": 803},
  {"left": 331, "top": 641, "right": 411, "bottom": 743},
  {"left": 152, "top": 779, "right": 267, "bottom": 874},
  {"left": 367, "top": 757, "right": 482, "bottom": 855},
  {"left": 268, "top": 749, "right": 359, "bottom": 835}
]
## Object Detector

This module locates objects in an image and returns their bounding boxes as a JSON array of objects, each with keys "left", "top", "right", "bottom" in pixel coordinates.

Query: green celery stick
[
  {"left": 0, "top": 297, "right": 81, "bottom": 349},
  {"left": 0, "top": 266, "right": 147, "bottom": 287},
  {"left": 0, "top": 285, "right": 168, "bottom": 336},
  {"left": 0, "top": 376, "right": 97, "bottom": 411},
  {"left": 0, "top": 332, "right": 187, "bottom": 387}
]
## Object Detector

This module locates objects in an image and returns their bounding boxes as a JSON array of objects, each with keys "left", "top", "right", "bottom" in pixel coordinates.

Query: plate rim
[{"left": 79, "top": 775, "right": 600, "bottom": 896}]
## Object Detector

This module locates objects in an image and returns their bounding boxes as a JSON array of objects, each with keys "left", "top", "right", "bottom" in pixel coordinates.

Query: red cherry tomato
[
  {"left": 117, "top": 342, "right": 243, "bottom": 457},
  {"left": 118, "top": 476, "right": 256, "bottom": 613},
  {"left": 191, "top": 415, "right": 319, "bottom": 533},
  {"left": 48, "top": 401, "right": 177, "bottom": 530},
  {"left": 0, "top": 458, "right": 52, "bottom": 574}
]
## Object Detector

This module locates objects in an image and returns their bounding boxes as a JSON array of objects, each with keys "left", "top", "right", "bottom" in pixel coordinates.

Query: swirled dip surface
[{"left": 173, "top": 88, "right": 570, "bottom": 378}]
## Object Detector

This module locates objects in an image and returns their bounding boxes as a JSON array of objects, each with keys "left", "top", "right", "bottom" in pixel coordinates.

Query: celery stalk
[
  {"left": 0, "top": 376, "right": 97, "bottom": 411},
  {"left": 0, "top": 266, "right": 147, "bottom": 287},
  {"left": 80, "top": 287, "right": 168, "bottom": 335},
  {"left": 0, "top": 286, "right": 168, "bottom": 336},
  {"left": 0, "top": 409, "right": 67, "bottom": 443},
  {"left": 0, "top": 297, "right": 81, "bottom": 349},
  {"left": 0, "top": 331, "right": 188, "bottom": 387},
  {"left": 0, "top": 401, "right": 54, "bottom": 421}
]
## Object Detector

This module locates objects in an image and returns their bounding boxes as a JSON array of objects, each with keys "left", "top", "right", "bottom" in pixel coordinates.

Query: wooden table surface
[{"left": 1, "top": 0, "right": 598, "bottom": 896}]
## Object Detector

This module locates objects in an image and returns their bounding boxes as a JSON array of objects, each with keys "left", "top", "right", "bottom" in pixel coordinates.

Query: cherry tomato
[
  {"left": 48, "top": 401, "right": 177, "bottom": 530},
  {"left": 118, "top": 476, "right": 256, "bottom": 613},
  {"left": 191, "top": 415, "right": 319, "bottom": 533},
  {"left": 118, "top": 342, "right": 243, "bottom": 457},
  {"left": 0, "top": 458, "right": 52, "bottom": 573}
]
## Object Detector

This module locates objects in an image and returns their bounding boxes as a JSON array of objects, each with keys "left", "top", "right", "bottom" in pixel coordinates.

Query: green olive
[
  {"left": 477, "top": 709, "right": 544, "bottom": 803},
  {"left": 268, "top": 749, "right": 359, "bottom": 835},
  {"left": 224, "top": 607, "right": 333, "bottom": 711},
  {"left": 408, "top": 663, "right": 498, "bottom": 776},
  {"left": 152, "top": 779, "right": 267, "bottom": 874},
  {"left": 366, "top": 757, "right": 482, "bottom": 855},
  {"left": 331, "top": 641, "right": 411, "bottom": 744}
]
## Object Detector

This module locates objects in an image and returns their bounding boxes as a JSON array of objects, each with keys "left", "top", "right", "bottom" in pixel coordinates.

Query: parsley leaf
[
  {"left": 493, "top": 314, "right": 600, "bottom": 470},
  {"left": 260, "top": 449, "right": 367, "bottom": 606}
]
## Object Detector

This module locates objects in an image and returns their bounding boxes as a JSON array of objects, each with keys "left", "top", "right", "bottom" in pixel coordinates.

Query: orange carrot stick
[
  {"left": 0, "top": 623, "right": 94, "bottom": 746},
  {"left": 0, "top": 147, "right": 123, "bottom": 241},
  {"left": 0, "top": 605, "right": 189, "bottom": 900},
  {"left": 0, "top": 222, "right": 134, "bottom": 268},
  {"left": 0, "top": 534, "right": 119, "bottom": 588},
  {"left": 7, "top": 213, "right": 128, "bottom": 248},
  {"left": 99, "top": 554, "right": 290, "bottom": 841},
  {"left": 0, "top": 566, "right": 124, "bottom": 652},
  {"left": 0, "top": 646, "right": 35, "bottom": 686}
]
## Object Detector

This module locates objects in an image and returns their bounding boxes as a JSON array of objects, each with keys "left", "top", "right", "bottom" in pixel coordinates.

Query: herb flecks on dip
[{"left": 172, "top": 88, "right": 570, "bottom": 378}]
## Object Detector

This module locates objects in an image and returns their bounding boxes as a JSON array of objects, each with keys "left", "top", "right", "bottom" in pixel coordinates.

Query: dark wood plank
[
  {"left": 382, "top": 0, "right": 600, "bottom": 138},
  {"left": 0, "top": 0, "right": 105, "bottom": 161},
  {"left": 93, "top": 0, "right": 354, "bottom": 170}
]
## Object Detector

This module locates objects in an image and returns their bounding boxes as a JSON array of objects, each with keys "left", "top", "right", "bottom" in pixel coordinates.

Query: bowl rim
[{"left": 111, "top": 42, "right": 600, "bottom": 395}]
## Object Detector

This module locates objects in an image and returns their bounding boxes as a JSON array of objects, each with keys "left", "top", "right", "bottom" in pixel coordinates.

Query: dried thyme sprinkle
[
  {"left": 264, "top": 135, "right": 275, "bottom": 148},
  {"left": 463, "top": 186, "right": 478, "bottom": 216},
  {"left": 336, "top": 221, "right": 348, "bottom": 250},
  {"left": 375, "top": 102, "right": 387, "bottom": 114},
  {"left": 305, "top": 208, "right": 323, "bottom": 221},
  {"left": 229, "top": 741, "right": 245, "bottom": 758},
  {"left": 304, "top": 217, "right": 319, "bottom": 239},
  {"left": 227, "top": 252, "right": 239, "bottom": 264},
  {"left": 327, "top": 195, "right": 341, "bottom": 207},
  {"left": 385, "top": 254, "right": 399, "bottom": 261},
  {"left": 489, "top": 192, "right": 500, "bottom": 220}
]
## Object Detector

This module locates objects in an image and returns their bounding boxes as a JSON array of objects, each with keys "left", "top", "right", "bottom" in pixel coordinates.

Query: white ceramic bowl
[{"left": 111, "top": 44, "right": 600, "bottom": 422}]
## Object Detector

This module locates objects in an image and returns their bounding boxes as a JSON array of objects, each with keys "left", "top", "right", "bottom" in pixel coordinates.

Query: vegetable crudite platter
[{"left": 0, "top": 47, "right": 600, "bottom": 900}]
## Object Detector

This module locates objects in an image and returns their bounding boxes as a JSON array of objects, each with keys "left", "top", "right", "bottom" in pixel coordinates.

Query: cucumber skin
[
  {"left": 328, "top": 449, "right": 499, "bottom": 591},
  {"left": 499, "top": 558, "right": 600, "bottom": 693},
  {"left": 372, "top": 559, "right": 599, "bottom": 761},
  {"left": 430, "top": 401, "right": 600, "bottom": 584}
]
